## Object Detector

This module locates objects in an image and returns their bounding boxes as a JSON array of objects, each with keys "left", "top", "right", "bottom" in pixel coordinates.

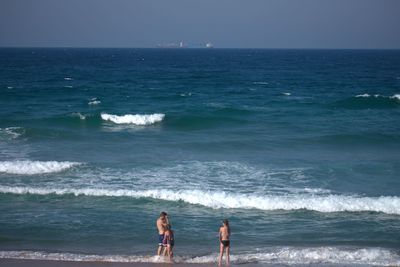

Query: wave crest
[
  {"left": 356, "top": 93, "right": 400, "bottom": 100},
  {"left": 0, "top": 187, "right": 399, "bottom": 215},
  {"left": 0, "top": 127, "right": 24, "bottom": 140},
  {"left": 0, "top": 161, "right": 81, "bottom": 175},
  {"left": 101, "top": 113, "right": 165, "bottom": 125},
  {"left": 88, "top": 100, "right": 101, "bottom": 105},
  {"left": 334, "top": 94, "right": 400, "bottom": 109}
]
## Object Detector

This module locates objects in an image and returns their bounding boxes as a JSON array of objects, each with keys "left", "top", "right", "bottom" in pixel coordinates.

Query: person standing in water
[
  {"left": 156, "top": 212, "right": 169, "bottom": 256},
  {"left": 163, "top": 225, "right": 175, "bottom": 261},
  {"left": 218, "top": 219, "right": 230, "bottom": 266}
]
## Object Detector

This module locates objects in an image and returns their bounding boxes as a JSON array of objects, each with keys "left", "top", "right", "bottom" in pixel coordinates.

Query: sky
[{"left": 0, "top": 0, "right": 400, "bottom": 49}]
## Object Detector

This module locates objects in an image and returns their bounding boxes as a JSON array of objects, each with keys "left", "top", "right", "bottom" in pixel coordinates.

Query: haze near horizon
[{"left": 0, "top": 0, "right": 400, "bottom": 49}]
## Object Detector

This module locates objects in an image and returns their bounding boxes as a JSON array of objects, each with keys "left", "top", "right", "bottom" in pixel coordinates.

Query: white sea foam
[
  {"left": 0, "top": 127, "right": 24, "bottom": 140},
  {"left": 64, "top": 85, "right": 73, "bottom": 88},
  {"left": 71, "top": 113, "right": 86, "bottom": 120},
  {"left": 88, "top": 100, "right": 101, "bottom": 105},
  {"left": 0, "top": 161, "right": 81, "bottom": 175},
  {"left": 7, "top": 86, "right": 13, "bottom": 89},
  {"left": 283, "top": 92, "right": 291, "bottom": 96},
  {"left": 101, "top": 113, "right": 165, "bottom": 125},
  {"left": 188, "top": 247, "right": 400, "bottom": 265},
  {"left": 355, "top": 93, "right": 400, "bottom": 100},
  {"left": 356, "top": 93, "right": 371, "bottom": 97},
  {"left": 64, "top": 77, "right": 73, "bottom": 80},
  {"left": 0, "top": 186, "right": 399, "bottom": 215},
  {"left": 253, "top": 81, "right": 269, "bottom": 85},
  {"left": 0, "top": 247, "right": 399, "bottom": 265},
  {"left": 390, "top": 94, "right": 400, "bottom": 101},
  {"left": 180, "top": 92, "right": 192, "bottom": 97}
]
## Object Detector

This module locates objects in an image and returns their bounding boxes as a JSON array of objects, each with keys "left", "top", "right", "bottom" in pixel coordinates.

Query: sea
[{"left": 0, "top": 48, "right": 399, "bottom": 266}]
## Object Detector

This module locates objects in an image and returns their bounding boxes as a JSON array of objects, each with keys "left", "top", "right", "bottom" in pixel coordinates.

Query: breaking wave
[
  {"left": 101, "top": 113, "right": 165, "bottom": 125},
  {"left": 0, "top": 127, "right": 24, "bottom": 140},
  {"left": 356, "top": 93, "right": 400, "bottom": 100},
  {"left": 0, "top": 161, "right": 81, "bottom": 175},
  {"left": 334, "top": 94, "right": 400, "bottom": 109},
  {"left": 88, "top": 100, "right": 101, "bottom": 105},
  {"left": 0, "top": 247, "right": 399, "bottom": 265},
  {"left": 0, "top": 186, "right": 399, "bottom": 215},
  {"left": 70, "top": 112, "right": 86, "bottom": 120}
]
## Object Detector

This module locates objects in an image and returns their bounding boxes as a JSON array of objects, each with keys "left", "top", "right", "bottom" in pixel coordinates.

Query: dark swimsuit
[
  {"left": 221, "top": 240, "right": 230, "bottom": 247},
  {"left": 163, "top": 232, "right": 174, "bottom": 247},
  {"left": 158, "top": 234, "right": 165, "bottom": 246}
]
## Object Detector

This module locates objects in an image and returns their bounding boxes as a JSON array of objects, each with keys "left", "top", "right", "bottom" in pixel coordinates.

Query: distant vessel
[
  {"left": 157, "top": 41, "right": 186, "bottom": 48},
  {"left": 156, "top": 41, "right": 214, "bottom": 49}
]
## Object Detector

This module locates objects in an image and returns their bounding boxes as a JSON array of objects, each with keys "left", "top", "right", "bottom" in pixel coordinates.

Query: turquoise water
[{"left": 0, "top": 48, "right": 400, "bottom": 265}]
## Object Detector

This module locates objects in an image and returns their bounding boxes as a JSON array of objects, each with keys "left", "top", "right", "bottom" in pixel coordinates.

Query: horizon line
[{"left": 0, "top": 46, "right": 400, "bottom": 50}]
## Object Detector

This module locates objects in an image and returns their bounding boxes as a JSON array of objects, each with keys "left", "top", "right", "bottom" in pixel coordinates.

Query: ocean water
[{"left": 0, "top": 48, "right": 400, "bottom": 266}]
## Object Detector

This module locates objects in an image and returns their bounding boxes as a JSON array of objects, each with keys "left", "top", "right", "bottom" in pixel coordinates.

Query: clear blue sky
[{"left": 1, "top": 0, "right": 399, "bottom": 49}]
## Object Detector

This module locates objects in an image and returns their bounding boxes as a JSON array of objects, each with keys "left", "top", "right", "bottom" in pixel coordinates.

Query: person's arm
[{"left": 219, "top": 228, "right": 222, "bottom": 242}]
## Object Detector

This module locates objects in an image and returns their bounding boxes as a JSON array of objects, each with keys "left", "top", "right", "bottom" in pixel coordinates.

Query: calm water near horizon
[{"left": 0, "top": 48, "right": 400, "bottom": 266}]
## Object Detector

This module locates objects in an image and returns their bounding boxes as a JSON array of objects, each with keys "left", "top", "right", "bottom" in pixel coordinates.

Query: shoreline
[
  {"left": 2, "top": 258, "right": 394, "bottom": 267},
  {"left": 0, "top": 259, "right": 220, "bottom": 267},
  {"left": 1, "top": 246, "right": 399, "bottom": 266}
]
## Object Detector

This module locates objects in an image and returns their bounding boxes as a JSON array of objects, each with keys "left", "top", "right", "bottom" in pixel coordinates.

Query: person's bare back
[
  {"left": 157, "top": 217, "right": 167, "bottom": 234},
  {"left": 219, "top": 226, "right": 230, "bottom": 241},
  {"left": 156, "top": 212, "right": 169, "bottom": 256},
  {"left": 218, "top": 219, "right": 230, "bottom": 266}
]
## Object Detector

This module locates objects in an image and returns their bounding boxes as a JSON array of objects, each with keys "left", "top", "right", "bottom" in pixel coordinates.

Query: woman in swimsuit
[
  {"left": 163, "top": 225, "right": 174, "bottom": 261},
  {"left": 218, "top": 219, "right": 230, "bottom": 266}
]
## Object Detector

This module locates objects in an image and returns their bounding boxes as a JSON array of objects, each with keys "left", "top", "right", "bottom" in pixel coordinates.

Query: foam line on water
[
  {"left": 88, "top": 100, "right": 101, "bottom": 105},
  {"left": 0, "top": 186, "right": 399, "bottom": 215},
  {"left": 101, "top": 113, "right": 165, "bottom": 125},
  {"left": 355, "top": 93, "right": 400, "bottom": 100},
  {"left": 392, "top": 94, "right": 400, "bottom": 100},
  {"left": 0, "top": 127, "right": 24, "bottom": 140},
  {"left": 71, "top": 112, "right": 86, "bottom": 120},
  {"left": 188, "top": 247, "right": 400, "bottom": 265},
  {"left": 0, "top": 247, "right": 399, "bottom": 265},
  {"left": 0, "top": 161, "right": 81, "bottom": 175}
]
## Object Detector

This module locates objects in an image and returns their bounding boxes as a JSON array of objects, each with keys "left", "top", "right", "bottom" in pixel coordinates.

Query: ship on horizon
[
  {"left": 156, "top": 41, "right": 214, "bottom": 48},
  {"left": 156, "top": 41, "right": 186, "bottom": 48}
]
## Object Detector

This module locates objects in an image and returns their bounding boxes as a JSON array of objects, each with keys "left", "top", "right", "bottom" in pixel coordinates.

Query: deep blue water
[{"left": 0, "top": 48, "right": 400, "bottom": 265}]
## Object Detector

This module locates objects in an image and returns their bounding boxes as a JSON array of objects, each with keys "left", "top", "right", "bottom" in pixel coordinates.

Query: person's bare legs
[
  {"left": 168, "top": 245, "right": 173, "bottom": 261},
  {"left": 163, "top": 245, "right": 168, "bottom": 256},
  {"left": 226, "top": 246, "right": 230, "bottom": 265},
  {"left": 157, "top": 245, "right": 163, "bottom": 256},
  {"left": 218, "top": 243, "right": 224, "bottom": 266}
]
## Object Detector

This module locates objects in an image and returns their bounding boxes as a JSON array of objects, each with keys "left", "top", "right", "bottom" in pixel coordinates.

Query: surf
[
  {"left": 101, "top": 113, "right": 165, "bottom": 125},
  {"left": 333, "top": 94, "right": 400, "bottom": 109},
  {"left": 0, "top": 161, "right": 81, "bottom": 175},
  {"left": 1, "top": 246, "right": 399, "bottom": 265},
  {"left": 1, "top": 186, "right": 399, "bottom": 215}
]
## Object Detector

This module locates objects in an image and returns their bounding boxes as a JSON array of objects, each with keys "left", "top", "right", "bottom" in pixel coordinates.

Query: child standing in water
[
  {"left": 218, "top": 219, "right": 230, "bottom": 266},
  {"left": 163, "top": 225, "right": 174, "bottom": 261}
]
